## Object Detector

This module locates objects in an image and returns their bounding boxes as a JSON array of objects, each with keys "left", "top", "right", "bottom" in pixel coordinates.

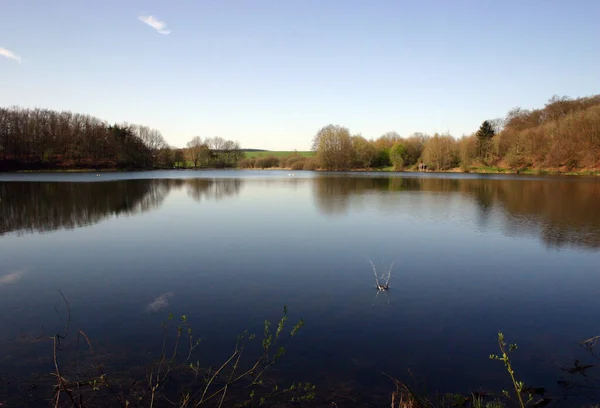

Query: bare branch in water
[
  {"left": 368, "top": 259, "right": 381, "bottom": 288},
  {"left": 384, "top": 261, "right": 395, "bottom": 287},
  {"left": 580, "top": 335, "right": 600, "bottom": 360},
  {"left": 369, "top": 259, "right": 395, "bottom": 291},
  {"left": 54, "top": 289, "right": 71, "bottom": 340},
  {"left": 582, "top": 335, "right": 600, "bottom": 350}
]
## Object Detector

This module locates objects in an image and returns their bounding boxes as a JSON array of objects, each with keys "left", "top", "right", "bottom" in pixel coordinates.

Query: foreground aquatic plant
[
  {"left": 386, "top": 374, "right": 508, "bottom": 408},
  {"left": 490, "top": 332, "right": 533, "bottom": 408},
  {"left": 145, "top": 306, "right": 310, "bottom": 408},
  {"left": 387, "top": 375, "right": 436, "bottom": 408},
  {"left": 26, "top": 291, "right": 311, "bottom": 408}
]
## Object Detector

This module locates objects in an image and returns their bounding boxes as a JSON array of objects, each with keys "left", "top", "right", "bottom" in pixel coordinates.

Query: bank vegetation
[
  {"left": 0, "top": 107, "right": 243, "bottom": 171},
  {"left": 2, "top": 94, "right": 599, "bottom": 173},
  {"left": 242, "top": 94, "right": 599, "bottom": 173}
]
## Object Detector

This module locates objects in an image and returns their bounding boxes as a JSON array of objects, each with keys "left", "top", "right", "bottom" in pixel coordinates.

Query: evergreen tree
[{"left": 476, "top": 120, "right": 495, "bottom": 161}]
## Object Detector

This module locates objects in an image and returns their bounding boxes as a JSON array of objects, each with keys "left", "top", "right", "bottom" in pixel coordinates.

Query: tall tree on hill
[{"left": 476, "top": 120, "right": 495, "bottom": 162}]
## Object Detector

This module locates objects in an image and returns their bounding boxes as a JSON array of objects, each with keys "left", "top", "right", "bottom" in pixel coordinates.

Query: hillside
[
  {"left": 305, "top": 94, "right": 600, "bottom": 173},
  {"left": 494, "top": 94, "right": 600, "bottom": 170}
]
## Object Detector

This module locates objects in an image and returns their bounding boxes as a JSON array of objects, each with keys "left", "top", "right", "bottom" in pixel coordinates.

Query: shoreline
[
  {"left": 3, "top": 167, "right": 599, "bottom": 177},
  {"left": 5, "top": 167, "right": 226, "bottom": 173},
  {"left": 239, "top": 166, "right": 600, "bottom": 177}
]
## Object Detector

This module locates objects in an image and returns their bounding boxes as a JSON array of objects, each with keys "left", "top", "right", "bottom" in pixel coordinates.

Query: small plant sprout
[
  {"left": 490, "top": 332, "right": 533, "bottom": 408},
  {"left": 369, "top": 259, "right": 395, "bottom": 291}
]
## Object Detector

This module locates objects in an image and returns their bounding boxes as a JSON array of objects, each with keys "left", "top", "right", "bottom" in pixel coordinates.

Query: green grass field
[{"left": 244, "top": 151, "right": 315, "bottom": 158}]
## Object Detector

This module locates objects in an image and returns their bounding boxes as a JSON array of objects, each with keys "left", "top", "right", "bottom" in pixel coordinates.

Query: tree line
[
  {"left": 308, "top": 94, "right": 600, "bottom": 172},
  {"left": 184, "top": 136, "right": 244, "bottom": 169},
  {"left": 3, "top": 94, "right": 598, "bottom": 172},
  {"left": 0, "top": 106, "right": 243, "bottom": 171}
]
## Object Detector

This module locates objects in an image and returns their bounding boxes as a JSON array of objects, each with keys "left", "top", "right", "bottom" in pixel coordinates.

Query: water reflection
[
  {"left": 0, "top": 178, "right": 244, "bottom": 236},
  {"left": 146, "top": 291, "right": 175, "bottom": 313},
  {"left": 186, "top": 178, "right": 244, "bottom": 202},
  {"left": 0, "top": 270, "right": 26, "bottom": 288},
  {"left": 2, "top": 174, "right": 600, "bottom": 251},
  {"left": 0, "top": 180, "right": 172, "bottom": 235},
  {"left": 312, "top": 175, "right": 600, "bottom": 250}
]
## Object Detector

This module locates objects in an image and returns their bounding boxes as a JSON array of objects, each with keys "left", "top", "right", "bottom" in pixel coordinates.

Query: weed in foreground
[
  {"left": 29, "top": 292, "right": 312, "bottom": 408},
  {"left": 489, "top": 332, "right": 533, "bottom": 408}
]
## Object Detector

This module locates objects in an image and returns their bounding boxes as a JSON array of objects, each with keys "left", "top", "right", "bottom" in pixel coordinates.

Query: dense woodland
[
  {"left": 0, "top": 107, "right": 242, "bottom": 171},
  {"left": 1, "top": 94, "right": 599, "bottom": 172},
  {"left": 241, "top": 94, "right": 600, "bottom": 172}
]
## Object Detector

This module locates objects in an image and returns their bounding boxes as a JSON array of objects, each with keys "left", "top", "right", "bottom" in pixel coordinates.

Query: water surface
[{"left": 1, "top": 170, "right": 599, "bottom": 405}]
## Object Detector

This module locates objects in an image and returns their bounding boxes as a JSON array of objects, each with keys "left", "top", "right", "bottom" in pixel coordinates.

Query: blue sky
[{"left": 1, "top": 1, "right": 599, "bottom": 150}]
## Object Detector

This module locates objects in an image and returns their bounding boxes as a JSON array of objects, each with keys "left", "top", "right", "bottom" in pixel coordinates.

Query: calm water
[{"left": 1, "top": 170, "right": 600, "bottom": 405}]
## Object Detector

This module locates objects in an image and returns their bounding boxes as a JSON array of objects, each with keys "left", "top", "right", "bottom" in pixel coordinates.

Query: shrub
[
  {"left": 255, "top": 155, "right": 279, "bottom": 169},
  {"left": 504, "top": 150, "right": 524, "bottom": 170},
  {"left": 238, "top": 157, "right": 256, "bottom": 168},
  {"left": 290, "top": 160, "right": 306, "bottom": 170},
  {"left": 389, "top": 143, "right": 407, "bottom": 171},
  {"left": 285, "top": 155, "right": 305, "bottom": 168},
  {"left": 303, "top": 158, "right": 319, "bottom": 170}
]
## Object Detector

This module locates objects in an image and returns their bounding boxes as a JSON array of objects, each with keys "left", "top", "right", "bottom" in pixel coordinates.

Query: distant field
[{"left": 244, "top": 151, "right": 315, "bottom": 158}]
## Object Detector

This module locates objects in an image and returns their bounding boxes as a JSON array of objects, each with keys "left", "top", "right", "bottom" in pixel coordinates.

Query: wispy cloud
[
  {"left": 146, "top": 291, "right": 174, "bottom": 312},
  {"left": 0, "top": 47, "right": 21, "bottom": 63},
  {"left": 138, "top": 15, "right": 171, "bottom": 35},
  {"left": 0, "top": 270, "right": 25, "bottom": 287}
]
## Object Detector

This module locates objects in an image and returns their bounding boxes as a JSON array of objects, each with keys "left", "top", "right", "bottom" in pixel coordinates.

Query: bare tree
[
  {"left": 374, "top": 131, "right": 402, "bottom": 149},
  {"left": 422, "top": 133, "right": 459, "bottom": 171},
  {"left": 221, "top": 139, "right": 244, "bottom": 167},
  {"left": 312, "top": 124, "right": 353, "bottom": 171},
  {"left": 203, "top": 136, "right": 243, "bottom": 167},
  {"left": 489, "top": 117, "right": 506, "bottom": 135},
  {"left": 459, "top": 134, "right": 477, "bottom": 170},
  {"left": 351, "top": 135, "right": 376, "bottom": 169},
  {"left": 204, "top": 136, "right": 227, "bottom": 151},
  {"left": 186, "top": 136, "right": 206, "bottom": 168}
]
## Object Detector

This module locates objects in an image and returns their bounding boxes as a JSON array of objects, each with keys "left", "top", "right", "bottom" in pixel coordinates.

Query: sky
[{"left": 1, "top": 1, "right": 599, "bottom": 150}]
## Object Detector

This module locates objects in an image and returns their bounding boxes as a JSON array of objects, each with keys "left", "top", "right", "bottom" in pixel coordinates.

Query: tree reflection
[
  {"left": 3, "top": 175, "right": 599, "bottom": 250},
  {"left": 186, "top": 178, "right": 243, "bottom": 202},
  {"left": 0, "top": 178, "right": 244, "bottom": 236},
  {"left": 0, "top": 180, "right": 173, "bottom": 235},
  {"left": 312, "top": 175, "right": 600, "bottom": 250}
]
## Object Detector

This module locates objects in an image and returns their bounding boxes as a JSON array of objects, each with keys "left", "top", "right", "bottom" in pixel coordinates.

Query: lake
[{"left": 1, "top": 170, "right": 599, "bottom": 406}]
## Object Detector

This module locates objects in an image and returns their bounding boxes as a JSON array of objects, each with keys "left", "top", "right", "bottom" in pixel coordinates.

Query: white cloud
[
  {"left": 0, "top": 47, "right": 21, "bottom": 63},
  {"left": 0, "top": 270, "right": 25, "bottom": 287},
  {"left": 138, "top": 15, "right": 171, "bottom": 35}
]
